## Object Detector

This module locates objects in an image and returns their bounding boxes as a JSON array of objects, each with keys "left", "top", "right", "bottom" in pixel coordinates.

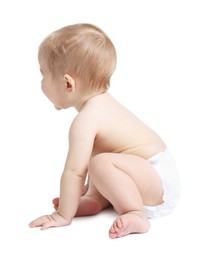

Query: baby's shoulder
[{"left": 70, "top": 107, "right": 100, "bottom": 135}]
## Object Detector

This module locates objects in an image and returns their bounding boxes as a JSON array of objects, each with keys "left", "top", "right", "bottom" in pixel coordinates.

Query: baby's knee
[{"left": 88, "top": 153, "right": 111, "bottom": 176}]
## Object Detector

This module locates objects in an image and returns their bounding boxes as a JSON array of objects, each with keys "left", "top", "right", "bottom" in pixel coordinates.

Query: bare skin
[
  {"left": 52, "top": 152, "right": 163, "bottom": 238},
  {"left": 29, "top": 59, "right": 166, "bottom": 238},
  {"left": 53, "top": 197, "right": 150, "bottom": 238}
]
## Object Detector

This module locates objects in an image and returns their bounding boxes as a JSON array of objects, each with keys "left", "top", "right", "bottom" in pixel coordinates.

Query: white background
[{"left": 0, "top": 0, "right": 210, "bottom": 259}]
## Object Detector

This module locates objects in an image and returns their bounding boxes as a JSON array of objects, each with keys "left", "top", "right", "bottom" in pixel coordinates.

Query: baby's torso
[{"left": 87, "top": 93, "right": 166, "bottom": 160}]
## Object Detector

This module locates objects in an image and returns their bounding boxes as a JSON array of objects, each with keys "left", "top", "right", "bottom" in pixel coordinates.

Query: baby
[{"left": 29, "top": 23, "right": 180, "bottom": 239}]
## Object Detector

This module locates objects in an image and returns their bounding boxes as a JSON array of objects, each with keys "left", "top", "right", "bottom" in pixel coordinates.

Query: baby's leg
[
  {"left": 88, "top": 153, "right": 164, "bottom": 239},
  {"left": 76, "top": 180, "right": 111, "bottom": 216},
  {"left": 53, "top": 180, "right": 111, "bottom": 217}
]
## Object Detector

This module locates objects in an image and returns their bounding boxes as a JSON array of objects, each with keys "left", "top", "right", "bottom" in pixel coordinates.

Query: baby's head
[{"left": 38, "top": 23, "right": 117, "bottom": 92}]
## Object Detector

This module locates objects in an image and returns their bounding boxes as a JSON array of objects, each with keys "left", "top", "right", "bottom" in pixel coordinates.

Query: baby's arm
[{"left": 29, "top": 113, "right": 96, "bottom": 229}]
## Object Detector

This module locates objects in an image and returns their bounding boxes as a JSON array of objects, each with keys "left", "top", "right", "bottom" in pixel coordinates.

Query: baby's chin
[{"left": 54, "top": 105, "right": 62, "bottom": 110}]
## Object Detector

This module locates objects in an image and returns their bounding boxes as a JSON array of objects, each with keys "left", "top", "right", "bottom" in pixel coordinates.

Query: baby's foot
[
  {"left": 52, "top": 197, "right": 105, "bottom": 217},
  {"left": 52, "top": 198, "right": 59, "bottom": 210},
  {"left": 109, "top": 211, "right": 150, "bottom": 239},
  {"left": 75, "top": 196, "right": 103, "bottom": 216}
]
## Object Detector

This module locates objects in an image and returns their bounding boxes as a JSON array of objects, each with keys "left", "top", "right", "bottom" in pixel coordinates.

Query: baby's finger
[
  {"left": 40, "top": 219, "right": 56, "bottom": 230},
  {"left": 29, "top": 215, "right": 49, "bottom": 228}
]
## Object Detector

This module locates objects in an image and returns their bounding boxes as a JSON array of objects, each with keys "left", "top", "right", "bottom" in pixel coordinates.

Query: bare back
[{"left": 77, "top": 92, "right": 166, "bottom": 160}]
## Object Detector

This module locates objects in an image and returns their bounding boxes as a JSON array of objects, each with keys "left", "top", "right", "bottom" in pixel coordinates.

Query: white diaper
[{"left": 144, "top": 148, "right": 181, "bottom": 219}]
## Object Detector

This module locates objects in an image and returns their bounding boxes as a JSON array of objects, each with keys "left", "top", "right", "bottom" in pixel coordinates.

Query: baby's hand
[{"left": 29, "top": 211, "right": 72, "bottom": 230}]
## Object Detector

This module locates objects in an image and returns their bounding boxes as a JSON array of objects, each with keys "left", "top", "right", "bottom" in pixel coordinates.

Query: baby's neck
[{"left": 76, "top": 91, "right": 107, "bottom": 112}]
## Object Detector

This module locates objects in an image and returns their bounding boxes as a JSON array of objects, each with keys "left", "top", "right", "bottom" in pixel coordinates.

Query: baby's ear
[{"left": 64, "top": 74, "right": 76, "bottom": 92}]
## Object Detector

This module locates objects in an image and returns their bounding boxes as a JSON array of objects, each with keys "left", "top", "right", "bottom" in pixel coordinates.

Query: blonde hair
[{"left": 39, "top": 23, "right": 117, "bottom": 92}]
